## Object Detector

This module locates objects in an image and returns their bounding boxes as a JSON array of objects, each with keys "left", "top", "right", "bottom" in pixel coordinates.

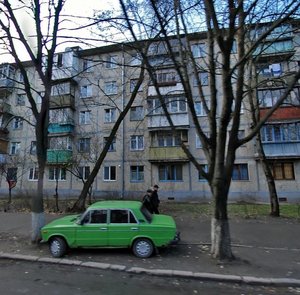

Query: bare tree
[
  {"left": 0, "top": 0, "right": 68, "bottom": 242},
  {"left": 95, "top": 0, "right": 300, "bottom": 259}
]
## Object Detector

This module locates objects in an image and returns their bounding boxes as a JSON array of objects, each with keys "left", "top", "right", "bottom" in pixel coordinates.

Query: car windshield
[{"left": 141, "top": 204, "right": 152, "bottom": 223}]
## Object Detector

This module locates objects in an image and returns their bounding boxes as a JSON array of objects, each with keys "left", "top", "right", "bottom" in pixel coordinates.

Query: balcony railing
[
  {"left": 48, "top": 122, "right": 74, "bottom": 134},
  {"left": 47, "top": 150, "right": 72, "bottom": 164},
  {"left": 262, "top": 142, "right": 300, "bottom": 158},
  {"left": 50, "top": 94, "right": 75, "bottom": 109},
  {"left": 148, "top": 146, "right": 188, "bottom": 162},
  {"left": 148, "top": 113, "right": 189, "bottom": 128},
  {"left": 0, "top": 78, "right": 14, "bottom": 94}
]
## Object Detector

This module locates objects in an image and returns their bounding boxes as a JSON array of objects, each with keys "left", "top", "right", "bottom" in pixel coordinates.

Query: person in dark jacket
[
  {"left": 142, "top": 189, "right": 153, "bottom": 213},
  {"left": 151, "top": 184, "right": 160, "bottom": 214}
]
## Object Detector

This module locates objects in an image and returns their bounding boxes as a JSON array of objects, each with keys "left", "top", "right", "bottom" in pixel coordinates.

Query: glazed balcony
[
  {"left": 254, "top": 40, "right": 295, "bottom": 61},
  {"left": 148, "top": 146, "right": 189, "bottom": 162},
  {"left": 262, "top": 142, "right": 300, "bottom": 158},
  {"left": 0, "top": 78, "right": 14, "bottom": 95},
  {"left": 48, "top": 122, "right": 74, "bottom": 135},
  {"left": 148, "top": 113, "right": 189, "bottom": 128},
  {"left": 50, "top": 93, "right": 75, "bottom": 109},
  {"left": 47, "top": 149, "right": 73, "bottom": 164}
]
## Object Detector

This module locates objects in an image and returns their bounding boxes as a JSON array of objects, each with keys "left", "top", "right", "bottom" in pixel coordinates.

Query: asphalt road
[{"left": 1, "top": 260, "right": 299, "bottom": 295}]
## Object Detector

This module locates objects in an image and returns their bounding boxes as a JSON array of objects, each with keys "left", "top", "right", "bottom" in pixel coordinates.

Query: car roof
[{"left": 88, "top": 200, "right": 142, "bottom": 210}]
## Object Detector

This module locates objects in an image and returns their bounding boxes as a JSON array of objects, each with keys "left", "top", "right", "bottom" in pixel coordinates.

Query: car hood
[
  {"left": 151, "top": 214, "right": 176, "bottom": 228},
  {"left": 42, "top": 214, "right": 79, "bottom": 228}
]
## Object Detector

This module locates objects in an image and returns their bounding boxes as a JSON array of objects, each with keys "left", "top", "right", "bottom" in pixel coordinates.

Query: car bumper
[{"left": 170, "top": 231, "right": 181, "bottom": 245}]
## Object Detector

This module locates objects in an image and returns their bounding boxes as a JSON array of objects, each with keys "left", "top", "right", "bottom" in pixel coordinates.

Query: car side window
[
  {"left": 110, "top": 210, "right": 137, "bottom": 224},
  {"left": 90, "top": 210, "right": 107, "bottom": 224}
]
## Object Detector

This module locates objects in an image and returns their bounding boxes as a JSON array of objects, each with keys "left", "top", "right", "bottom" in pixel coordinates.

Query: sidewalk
[{"left": 0, "top": 211, "right": 300, "bottom": 286}]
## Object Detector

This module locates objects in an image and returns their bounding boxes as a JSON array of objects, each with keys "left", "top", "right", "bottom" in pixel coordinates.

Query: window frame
[{"left": 103, "top": 166, "right": 117, "bottom": 181}]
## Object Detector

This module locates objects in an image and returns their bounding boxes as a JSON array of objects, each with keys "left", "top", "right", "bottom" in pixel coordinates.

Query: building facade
[{"left": 0, "top": 23, "right": 299, "bottom": 202}]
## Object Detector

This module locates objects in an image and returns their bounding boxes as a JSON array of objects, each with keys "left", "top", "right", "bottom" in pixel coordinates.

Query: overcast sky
[{"left": 0, "top": 0, "right": 119, "bottom": 63}]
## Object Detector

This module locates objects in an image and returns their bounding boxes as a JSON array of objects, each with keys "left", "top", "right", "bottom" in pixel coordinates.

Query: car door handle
[
  {"left": 131, "top": 227, "right": 139, "bottom": 231},
  {"left": 100, "top": 227, "right": 108, "bottom": 231}
]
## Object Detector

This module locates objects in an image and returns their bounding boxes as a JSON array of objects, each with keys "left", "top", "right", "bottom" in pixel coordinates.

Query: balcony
[
  {"left": 148, "top": 83, "right": 184, "bottom": 96},
  {"left": 148, "top": 146, "right": 189, "bottom": 162},
  {"left": 148, "top": 113, "right": 189, "bottom": 128},
  {"left": 0, "top": 78, "right": 14, "bottom": 95},
  {"left": 48, "top": 122, "right": 74, "bottom": 135},
  {"left": 0, "top": 64, "right": 15, "bottom": 95},
  {"left": 50, "top": 94, "right": 75, "bottom": 109},
  {"left": 47, "top": 150, "right": 72, "bottom": 164},
  {"left": 261, "top": 142, "right": 300, "bottom": 159},
  {"left": 253, "top": 40, "right": 295, "bottom": 61}
]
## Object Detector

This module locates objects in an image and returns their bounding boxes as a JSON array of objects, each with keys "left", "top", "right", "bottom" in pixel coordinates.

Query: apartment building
[{"left": 0, "top": 22, "right": 299, "bottom": 202}]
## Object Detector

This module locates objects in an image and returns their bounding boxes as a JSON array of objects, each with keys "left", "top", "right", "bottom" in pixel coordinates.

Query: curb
[{"left": 1, "top": 252, "right": 300, "bottom": 287}]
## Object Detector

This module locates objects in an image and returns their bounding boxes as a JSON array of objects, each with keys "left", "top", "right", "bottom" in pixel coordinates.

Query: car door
[
  {"left": 108, "top": 209, "right": 139, "bottom": 246},
  {"left": 75, "top": 209, "right": 108, "bottom": 247}
]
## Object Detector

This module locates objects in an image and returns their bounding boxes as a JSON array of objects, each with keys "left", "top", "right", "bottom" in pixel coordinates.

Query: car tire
[
  {"left": 49, "top": 237, "right": 67, "bottom": 258},
  {"left": 132, "top": 238, "right": 154, "bottom": 258}
]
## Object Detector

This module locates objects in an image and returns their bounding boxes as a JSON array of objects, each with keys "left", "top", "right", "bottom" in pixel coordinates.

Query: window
[
  {"left": 168, "top": 97, "right": 187, "bottom": 113},
  {"left": 83, "top": 59, "right": 93, "bottom": 72},
  {"left": 79, "top": 111, "right": 91, "bottom": 125},
  {"left": 148, "top": 98, "right": 162, "bottom": 114},
  {"left": 16, "top": 94, "right": 26, "bottom": 106},
  {"left": 49, "top": 167, "right": 66, "bottom": 181},
  {"left": 104, "top": 81, "right": 118, "bottom": 95},
  {"left": 271, "top": 162, "right": 294, "bottom": 180},
  {"left": 29, "top": 167, "right": 38, "bottom": 181},
  {"left": 55, "top": 53, "right": 64, "bottom": 68},
  {"left": 49, "top": 136, "right": 72, "bottom": 150},
  {"left": 78, "top": 166, "right": 90, "bottom": 180},
  {"left": 194, "top": 72, "right": 208, "bottom": 86},
  {"left": 90, "top": 210, "right": 107, "bottom": 223},
  {"left": 110, "top": 210, "right": 137, "bottom": 224},
  {"left": 130, "top": 54, "right": 141, "bottom": 66},
  {"left": 7, "top": 168, "right": 17, "bottom": 181},
  {"left": 30, "top": 141, "right": 37, "bottom": 155},
  {"left": 51, "top": 82, "right": 71, "bottom": 96},
  {"left": 198, "top": 165, "right": 208, "bottom": 181},
  {"left": 12, "top": 117, "right": 23, "bottom": 129},
  {"left": 157, "top": 131, "right": 184, "bottom": 147},
  {"left": 130, "top": 135, "right": 144, "bottom": 150},
  {"left": 10, "top": 142, "right": 20, "bottom": 155},
  {"left": 104, "top": 108, "right": 116, "bottom": 123},
  {"left": 195, "top": 100, "right": 209, "bottom": 116},
  {"left": 257, "top": 63, "right": 282, "bottom": 77},
  {"left": 257, "top": 88, "right": 288, "bottom": 107},
  {"left": 261, "top": 123, "right": 300, "bottom": 143},
  {"left": 130, "top": 166, "right": 144, "bottom": 182},
  {"left": 49, "top": 108, "right": 73, "bottom": 124},
  {"left": 106, "top": 55, "right": 118, "bottom": 68},
  {"left": 104, "top": 166, "right": 116, "bottom": 181},
  {"left": 130, "top": 106, "right": 143, "bottom": 121},
  {"left": 154, "top": 71, "right": 177, "bottom": 85},
  {"left": 104, "top": 137, "right": 116, "bottom": 152},
  {"left": 191, "top": 43, "right": 206, "bottom": 58},
  {"left": 130, "top": 79, "right": 142, "bottom": 92},
  {"left": 78, "top": 138, "right": 91, "bottom": 153},
  {"left": 80, "top": 85, "right": 92, "bottom": 98},
  {"left": 232, "top": 164, "right": 249, "bottom": 180},
  {"left": 159, "top": 164, "right": 183, "bottom": 181}
]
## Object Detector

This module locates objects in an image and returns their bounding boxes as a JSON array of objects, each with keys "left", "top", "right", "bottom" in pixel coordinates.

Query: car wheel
[
  {"left": 132, "top": 238, "right": 154, "bottom": 258},
  {"left": 49, "top": 237, "right": 67, "bottom": 258}
]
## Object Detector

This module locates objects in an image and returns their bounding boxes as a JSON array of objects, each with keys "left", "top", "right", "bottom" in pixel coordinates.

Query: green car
[{"left": 41, "top": 200, "right": 180, "bottom": 258}]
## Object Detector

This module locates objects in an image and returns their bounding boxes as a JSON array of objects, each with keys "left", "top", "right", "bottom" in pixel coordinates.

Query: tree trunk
[
  {"left": 31, "top": 163, "right": 45, "bottom": 243},
  {"left": 210, "top": 179, "right": 234, "bottom": 260},
  {"left": 256, "top": 135, "right": 280, "bottom": 216},
  {"left": 211, "top": 218, "right": 233, "bottom": 259}
]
